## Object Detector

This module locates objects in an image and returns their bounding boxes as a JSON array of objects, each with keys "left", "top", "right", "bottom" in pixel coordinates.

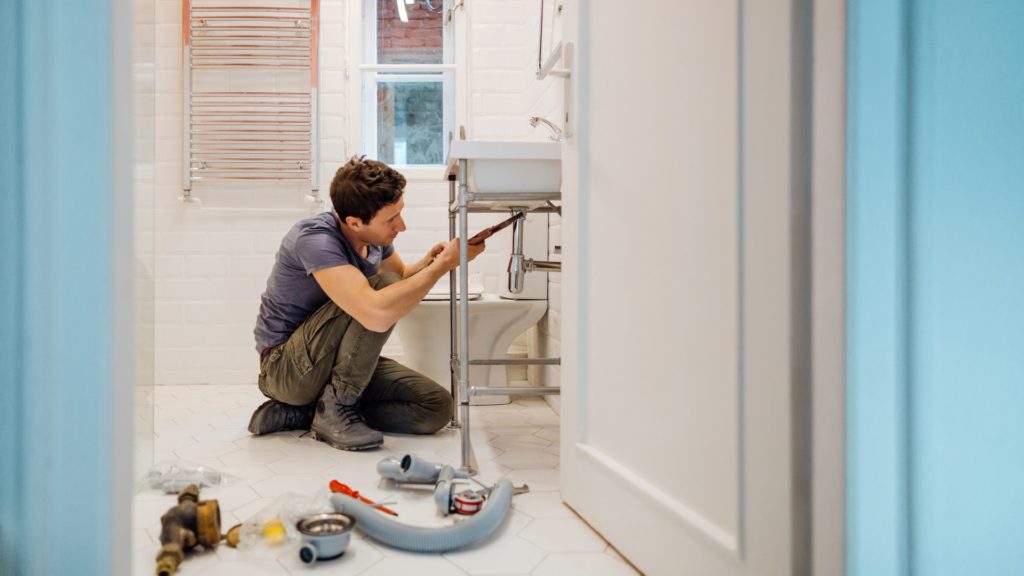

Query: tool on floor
[
  {"left": 328, "top": 480, "right": 399, "bottom": 516},
  {"left": 296, "top": 513, "right": 356, "bottom": 564},
  {"left": 155, "top": 484, "right": 226, "bottom": 576}
]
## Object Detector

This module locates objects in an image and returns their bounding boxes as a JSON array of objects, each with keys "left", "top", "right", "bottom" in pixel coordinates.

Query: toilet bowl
[{"left": 395, "top": 284, "right": 547, "bottom": 406}]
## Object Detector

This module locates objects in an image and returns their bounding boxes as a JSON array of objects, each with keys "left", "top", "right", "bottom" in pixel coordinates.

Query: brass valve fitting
[{"left": 154, "top": 484, "right": 222, "bottom": 576}]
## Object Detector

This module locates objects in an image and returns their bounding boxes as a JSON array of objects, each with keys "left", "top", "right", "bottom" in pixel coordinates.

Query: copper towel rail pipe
[
  {"left": 191, "top": 6, "right": 307, "bottom": 11},
  {"left": 183, "top": 0, "right": 320, "bottom": 200}
]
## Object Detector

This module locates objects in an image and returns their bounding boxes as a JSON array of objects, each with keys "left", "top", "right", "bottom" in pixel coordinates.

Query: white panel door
[{"left": 559, "top": 2, "right": 810, "bottom": 575}]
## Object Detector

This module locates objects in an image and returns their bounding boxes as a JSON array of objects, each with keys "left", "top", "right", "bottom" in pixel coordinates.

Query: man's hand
[
  {"left": 467, "top": 238, "right": 486, "bottom": 261},
  {"left": 435, "top": 237, "right": 485, "bottom": 271},
  {"left": 424, "top": 241, "right": 446, "bottom": 264}
]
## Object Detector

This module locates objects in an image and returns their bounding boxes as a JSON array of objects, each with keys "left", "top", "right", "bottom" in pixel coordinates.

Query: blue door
[
  {"left": 0, "top": 0, "right": 132, "bottom": 574},
  {"left": 847, "top": 1, "right": 1024, "bottom": 575}
]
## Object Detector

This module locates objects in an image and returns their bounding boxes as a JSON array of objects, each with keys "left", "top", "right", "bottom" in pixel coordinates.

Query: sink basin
[{"left": 445, "top": 140, "right": 561, "bottom": 194}]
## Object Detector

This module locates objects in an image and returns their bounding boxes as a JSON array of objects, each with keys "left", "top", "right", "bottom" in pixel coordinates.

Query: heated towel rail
[{"left": 182, "top": 1, "right": 320, "bottom": 198}]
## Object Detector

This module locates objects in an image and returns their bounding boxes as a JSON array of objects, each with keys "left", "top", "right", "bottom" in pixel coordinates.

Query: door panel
[
  {"left": 561, "top": 2, "right": 811, "bottom": 574},
  {"left": 583, "top": 0, "right": 741, "bottom": 536}
]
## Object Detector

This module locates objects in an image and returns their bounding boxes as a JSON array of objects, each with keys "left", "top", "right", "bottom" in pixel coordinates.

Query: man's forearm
[
  {"left": 402, "top": 254, "right": 433, "bottom": 279},
  {"left": 371, "top": 259, "right": 450, "bottom": 328}
]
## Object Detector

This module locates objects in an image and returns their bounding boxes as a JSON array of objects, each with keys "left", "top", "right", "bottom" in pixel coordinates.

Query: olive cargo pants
[{"left": 257, "top": 271, "right": 453, "bottom": 434}]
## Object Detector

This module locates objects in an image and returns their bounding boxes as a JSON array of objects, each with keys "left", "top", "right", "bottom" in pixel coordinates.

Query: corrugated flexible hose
[{"left": 329, "top": 479, "right": 513, "bottom": 553}]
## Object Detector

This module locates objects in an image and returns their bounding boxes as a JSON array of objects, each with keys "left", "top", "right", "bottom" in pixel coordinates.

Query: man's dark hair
[{"left": 329, "top": 156, "right": 406, "bottom": 224}]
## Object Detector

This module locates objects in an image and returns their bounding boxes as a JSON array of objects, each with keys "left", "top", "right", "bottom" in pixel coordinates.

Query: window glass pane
[
  {"left": 376, "top": 0, "right": 444, "bottom": 64},
  {"left": 376, "top": 80, "right": 444, "bottom": 165}
]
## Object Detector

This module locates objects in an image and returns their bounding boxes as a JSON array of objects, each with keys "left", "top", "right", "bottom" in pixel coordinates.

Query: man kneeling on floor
[{"left": 249, "top": 156, "right": 486, "bottom": 450}]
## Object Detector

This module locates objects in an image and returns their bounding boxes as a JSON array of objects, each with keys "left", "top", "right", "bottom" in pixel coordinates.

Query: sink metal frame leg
[
  {"left": 447, "top": 158, "right": 563, "bottom": 475},
  {"left": 457, "top": 159, "right": 475, "bottom": 474},
  {"left": 447, "top": 174, "right": 461, "bottom": 430}
]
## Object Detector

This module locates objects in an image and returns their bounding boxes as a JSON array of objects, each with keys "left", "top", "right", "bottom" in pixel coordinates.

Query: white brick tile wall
[
  {"left": 153, "top": 0, "right": 564, "bottom": 387},
  {"left": 185, "top": 255, "right": 231, "bottom": 278},
  {"left": 154, "top": 302, "right": 184, "bottom": 325},
  {"left": 230, "top": 255, "right": 275, "bottom": 278},
  {"left": 154, "top": 255, "right": 184, "bottom": 278}
]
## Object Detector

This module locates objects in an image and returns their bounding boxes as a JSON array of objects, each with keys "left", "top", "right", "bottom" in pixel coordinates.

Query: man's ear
[{"left": 342, "top": 215, "right": 366, "bottom": 229}]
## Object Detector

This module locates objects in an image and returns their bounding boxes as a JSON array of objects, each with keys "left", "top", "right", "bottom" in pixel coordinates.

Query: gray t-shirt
[{"left": 254, "top": 212, "right": 395, "bottom": 352}]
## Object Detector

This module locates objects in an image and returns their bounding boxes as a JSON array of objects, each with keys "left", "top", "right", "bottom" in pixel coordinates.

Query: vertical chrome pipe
[
  {"left": 458, "top": 159, "right": 473, "bottom": 473},
  {"left": 508, "top": 209, "right": 527, "bottom": 294},
  {"left": 448, "top": 175, "right": 460, "bottom": 428}
]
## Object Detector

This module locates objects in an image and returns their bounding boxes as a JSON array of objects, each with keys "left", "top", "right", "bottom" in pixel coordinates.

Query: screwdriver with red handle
[{"left": 329, "top": 480, "right": 399, "bottom": 516}]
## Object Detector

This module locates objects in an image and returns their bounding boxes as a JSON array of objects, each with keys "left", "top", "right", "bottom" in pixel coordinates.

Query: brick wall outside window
[{"left": 377, "top": 0, "right": 443, "bottom": 64}]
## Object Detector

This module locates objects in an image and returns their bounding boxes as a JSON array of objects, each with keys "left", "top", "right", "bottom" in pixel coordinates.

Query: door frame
[{"left": 811, "top": 0, "right": 847, "bottom": 574}]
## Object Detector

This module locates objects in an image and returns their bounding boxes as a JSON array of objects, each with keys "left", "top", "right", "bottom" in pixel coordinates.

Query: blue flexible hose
[{"left": 330, "top": 479, "right": 513, "bottom": 553}]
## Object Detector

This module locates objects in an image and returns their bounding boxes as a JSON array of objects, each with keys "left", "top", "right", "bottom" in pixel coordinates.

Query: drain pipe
[
  {"left": 330, "top": 479, "right": 514, "bottom": 553},
  {"left": 507, "top": 208, "right": 560, "bottom": 294},
  {"left": 377, "top": 454, "right": 473, "bottom": 516},
  {"left": 377, "top": 454, "right": 470, "bottom": 484},
  {"left": 507, "top": 208, "right": 527, "bottom": 293}
]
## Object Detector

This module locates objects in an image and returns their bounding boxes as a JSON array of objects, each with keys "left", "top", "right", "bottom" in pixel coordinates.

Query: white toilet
[{"left": 395, "top": 281, "right": 547, "bottom": 406}]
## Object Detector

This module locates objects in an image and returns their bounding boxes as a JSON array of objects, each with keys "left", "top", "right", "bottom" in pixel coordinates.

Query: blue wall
[
  {"left": 848, "top": 1, "right": 1024, "bottom": 575},
  {"left": 0, "top": 0, "right": 130, "bottom": 574}
]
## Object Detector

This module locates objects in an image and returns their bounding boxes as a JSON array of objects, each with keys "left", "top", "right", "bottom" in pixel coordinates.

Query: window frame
[{"left": 347, "top": 0, "right": 467, "bottom": 182}]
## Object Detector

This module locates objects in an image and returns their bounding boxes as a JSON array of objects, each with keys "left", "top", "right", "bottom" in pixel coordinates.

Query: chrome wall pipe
[
  {"left": 524, "top": 259, "right": 560, "bottom": 272},
  {"left": 508, "top": 255, "right": 561, "bottom": 294}
]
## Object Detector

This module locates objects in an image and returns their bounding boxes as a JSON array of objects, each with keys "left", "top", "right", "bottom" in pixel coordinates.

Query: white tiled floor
[{"left": 134, "top": 385, "right": 639, "bottom": 576}]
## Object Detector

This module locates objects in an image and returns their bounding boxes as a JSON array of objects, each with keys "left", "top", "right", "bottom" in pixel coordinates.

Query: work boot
[
  {"left": 247, "top": 400, "right": 315, "bottom": 436},
  {"left": 310, "top": 384, "right": 383, "bottom": 451}
]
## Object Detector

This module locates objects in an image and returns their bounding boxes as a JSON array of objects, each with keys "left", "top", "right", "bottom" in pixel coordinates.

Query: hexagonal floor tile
[
  {"left": 489, "top": 434, "right": 551, "bottom": 452},
  {"left": 250, "top": 474, "right": 329, "bottom": 499},
  {"left": 494, "top": 449, "right": 559, "bottom": 470},
  {"left": 520, "top": 518, "right": 608, "bottom": 553},
  {"left": 503, "top": 468, "right": 561, "bottom": 492},
  {"left": 444, "top": 535, "right": 546, "bottom": 575},
  {"left": 511, "top": 490, "right": 574, "bottom": 519},
  {"left": 176, "top": 441, "right": 242, "bottom": 460},
  {"left": 266, "top": 453, "right": 336, "bottom": 475},
  {"left": 358, "top": 555, "right": 467, "bottom": 576},
  {"left": 532, "top": 552, "right": 640, "bottom": 576}
]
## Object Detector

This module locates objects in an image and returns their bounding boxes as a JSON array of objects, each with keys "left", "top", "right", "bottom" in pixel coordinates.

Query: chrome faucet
[{"left": 529, "top": 116, "right": 563, "bottom": 142}]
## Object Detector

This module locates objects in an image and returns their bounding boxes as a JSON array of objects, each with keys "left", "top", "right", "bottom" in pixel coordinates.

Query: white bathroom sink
[{"left": 445, "top": 140, "right": 561, "bottom": 194}]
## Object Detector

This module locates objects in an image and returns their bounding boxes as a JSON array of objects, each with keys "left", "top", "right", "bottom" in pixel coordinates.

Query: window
[{"left": 355, "top": 0, "right": 462, "bottom": 172}]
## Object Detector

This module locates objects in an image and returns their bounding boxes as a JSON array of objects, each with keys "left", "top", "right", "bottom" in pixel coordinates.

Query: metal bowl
[{"left": 296, "top": 513, "right": 356, "bottom": 563}]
